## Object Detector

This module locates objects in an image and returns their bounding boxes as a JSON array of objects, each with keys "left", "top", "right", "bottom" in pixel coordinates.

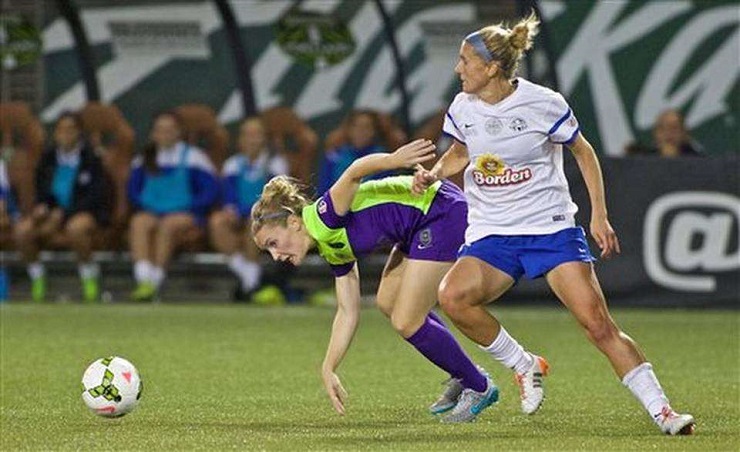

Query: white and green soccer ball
[{"left": 81, "top": 356, "right": 142, "bottom": 418}]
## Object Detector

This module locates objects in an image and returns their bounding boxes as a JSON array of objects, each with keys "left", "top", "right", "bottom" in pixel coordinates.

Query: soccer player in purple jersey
[{"left": 251, "top": 139, "right": 536, "bottom": 422}]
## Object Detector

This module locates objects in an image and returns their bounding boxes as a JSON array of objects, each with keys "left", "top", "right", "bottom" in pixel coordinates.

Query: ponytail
[{"left": 251, "top": 176, "right": 311, "bottom": 234}]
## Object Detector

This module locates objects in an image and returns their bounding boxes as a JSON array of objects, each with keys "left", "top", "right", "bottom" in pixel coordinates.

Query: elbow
[{"left": 344, "top": 161, "right": 366, "bottom": 182}]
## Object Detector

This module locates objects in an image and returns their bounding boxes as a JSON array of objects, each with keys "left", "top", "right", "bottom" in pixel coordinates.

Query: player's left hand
[
  {"left": 590, "top": 215, "right": 620, "bottom": 259},
  {"left": 322, "top": 370, "right": 348, "bottom": 415},
  {"left": 389, "top": 139, "right": 436, "bottom": 169}
]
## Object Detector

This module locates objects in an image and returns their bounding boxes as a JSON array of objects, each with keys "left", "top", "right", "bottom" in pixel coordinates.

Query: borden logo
[
  {"left": 643, "top": 192, "right": 739, "bottom": 292},
  {"left": 472, "top": 154, "right": 532, "bottom": 187}
]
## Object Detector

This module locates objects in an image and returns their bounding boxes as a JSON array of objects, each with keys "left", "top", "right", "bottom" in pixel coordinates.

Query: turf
[{"left": 1, "top": 304, "right": 738, "bottom": 451}]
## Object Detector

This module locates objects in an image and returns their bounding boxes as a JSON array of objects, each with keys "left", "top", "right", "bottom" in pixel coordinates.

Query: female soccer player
[
  {"left": 14, "top": 112, "right": 109, "bottom": 303},
  {"left": 210, "top": 116, "right": 289, "bottom": 301},
  {"left": 127, "top": 111, "right": 219, "bottom": 301},
  {"left": 413, "top": 12, "right": 694, "bottom": 435},
  {"left": 251, "top": 139, "right": 526, "bottom": 422}
]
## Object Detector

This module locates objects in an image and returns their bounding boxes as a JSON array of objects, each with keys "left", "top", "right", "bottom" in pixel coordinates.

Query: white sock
[
  {"left": 228, "top": 254, "right": 261, "bottom": 291},
  {"left": 480, "top": 326, "right": 534, "bottom": 374},
  {"left": 622, "top": 362, "right": 671, "bottom": 420},
  {"left": 78, "top": 262, "right": 100, "bottom": 280},
  {"left": 27, "top": 262, "right": 45, "bottom": 280},
  {"left": 134, "top": 260, "right": 153, "bottom": 284},
  {"left": 150, "top": 266, "right": 165, "bottom": 289}
]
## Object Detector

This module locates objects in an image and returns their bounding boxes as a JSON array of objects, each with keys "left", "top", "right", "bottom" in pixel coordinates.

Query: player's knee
[
  {"left": 159, "top": 218, "right": 183, "bottom": 235},
  {"left": 209, "top": 212, "right": 228, "bottom": 231},
  {"left": 390, "top": 313, "right": 422, "bottom": 338},
  {"left": 130, "top": 213, "right": 154, "bottom": 233},
  {"left": 14, "top": 220, "right": 34, "bottom": 241},
  {"left": 438, "top": 283, "right": 470, "bottom": 317},
  {"left": 583, "top": 316, "right": 617, "bottom": 346},
  {"left": 65, "top": 217, "right": 94, "bottom": 238},
  {"left": 375, "top": 298, "right": 393, "bottom": 318}
]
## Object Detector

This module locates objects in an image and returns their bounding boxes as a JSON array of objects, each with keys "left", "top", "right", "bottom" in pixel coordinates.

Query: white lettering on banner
[
  {"left": 41, "top": 2, "right": 226, "bottom": 120},
  {"left": 635, "top": 7, "right": 740, "bottom": 129},
  {"left": 556, "top": 2, "right": 738, "bottom": 156},
  {"left": 643, "top": 192, "right": 740, "bottom": 292},
  {"left": 42, "top": 1, "right": 470, "bottom": 128},
  {"left": 42, "top": 1, "right": 292, "bottom": 121},
  {"left": 665, "top": 212, "right": 738, "bottom": 272},
  {"left": 353, "top": 4, "right": 474, "bottom": 122},
  {"left": 557, "top": 1, "right": 692, "bottom": 156}
]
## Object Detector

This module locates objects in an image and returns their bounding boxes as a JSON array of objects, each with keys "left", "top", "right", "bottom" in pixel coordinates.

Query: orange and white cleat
[
  {"left": 514, "top": 354, "right": 550, "bottom": 414},
  {"left": 655, "top": 406, "right": 695, "bottom": 435}
]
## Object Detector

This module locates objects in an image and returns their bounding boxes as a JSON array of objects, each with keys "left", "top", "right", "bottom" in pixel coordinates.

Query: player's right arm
[
  {"left": 412, "top": 139, "right": 469, "bottom": 194},
  {"left": 329, "top": 139, "right": 436, "bottom": 216},
  {"left": 321, "top": 263, "right": 361, "bottom": 415}
]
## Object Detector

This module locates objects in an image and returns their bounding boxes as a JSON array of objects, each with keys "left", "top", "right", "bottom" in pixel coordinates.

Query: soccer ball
[{"left": 81, "top": 356, "right": 142, "bottom": 418}]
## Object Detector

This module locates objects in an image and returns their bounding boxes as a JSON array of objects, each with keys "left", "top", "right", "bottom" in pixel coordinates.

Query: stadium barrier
[
  {"left": 2, "top": 156, "right": 737, "bottom": 307},
  {"left": 507, "top": 155, "right": 739, "bottom": 308}
]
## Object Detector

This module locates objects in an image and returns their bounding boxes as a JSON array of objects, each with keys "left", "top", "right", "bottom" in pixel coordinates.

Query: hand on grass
[{"left": 322, "top": 370, "right": 348, "bottom": 415}]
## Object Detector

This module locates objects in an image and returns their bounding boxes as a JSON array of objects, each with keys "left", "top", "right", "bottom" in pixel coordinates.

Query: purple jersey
[{"left": 302, "top": 176, "right": 467, "bottom": 276}]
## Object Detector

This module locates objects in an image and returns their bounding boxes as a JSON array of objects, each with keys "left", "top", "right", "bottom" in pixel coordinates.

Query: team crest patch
[
  {"left": 417, "top": 228, "right": 433, "bottom": 249},
  {"left": 509, "top": 117, "right": 528, "bottom": 132},
  {"left": 485, "top": 118, "right": 503, "bottom": 136},
  {"left": 318, "top": 199, "right": 327, "bottom": 214}
]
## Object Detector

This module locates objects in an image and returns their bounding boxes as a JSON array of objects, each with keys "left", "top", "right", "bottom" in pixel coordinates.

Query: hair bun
[
  {"left": 508, "top": 11, "right": 539, "bottom": 52},
  {"left": 509, "top": 24, "right": 530, "bottom": 51}
]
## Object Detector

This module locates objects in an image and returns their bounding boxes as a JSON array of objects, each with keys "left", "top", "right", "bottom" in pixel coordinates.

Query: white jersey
[{"left": 443, "top": 78, "right": 581, "bottom": 242}]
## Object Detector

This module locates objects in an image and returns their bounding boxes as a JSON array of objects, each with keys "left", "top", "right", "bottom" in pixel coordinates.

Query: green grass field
[{"left": 1, "top": 304, "right": 738, "bottom": 450}]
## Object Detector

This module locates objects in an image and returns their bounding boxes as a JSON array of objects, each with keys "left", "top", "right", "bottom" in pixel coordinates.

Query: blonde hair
[
  {"left": 251, "top": 176, "right": 311, "bottom": 234},
  {"left": 472, "top": 11, "right": 540, "bottom": 79}
]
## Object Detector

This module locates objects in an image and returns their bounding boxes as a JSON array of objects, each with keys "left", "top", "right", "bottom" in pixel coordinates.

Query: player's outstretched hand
[
  {"left": 590, "top": 216, "right": 621, "bottom": 259},
  {"left": 388, "top": 139, "right": 436, "bottom": 169},
  {"left": 412, "top": 164, "right": 438, "bottom": 195},
  {"left": 322, "top": 370, "right": 348, "bottom": 415}
]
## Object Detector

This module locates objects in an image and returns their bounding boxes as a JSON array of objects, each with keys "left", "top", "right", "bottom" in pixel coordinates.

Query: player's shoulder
[
  {"left": 448, "top": 92, "right": 483, "bottom": 118},
  {"left": 222, "top": 155, "right": 243, "bottom": 175},
  {"left": 517, "top": 78, "right": 561, "bottom": 99},
  {"left": 185, "top": 145, "right": 216, "bottom": 173},
  {"left": 449, "top": 91, "right": 477, "bottom": 108},
  {"left": 515, "top": 78, "right": 568, "bottom": 113}
]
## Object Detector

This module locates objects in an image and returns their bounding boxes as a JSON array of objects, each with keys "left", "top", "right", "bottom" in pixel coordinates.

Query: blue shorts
[{"left": 458, "top": 227, "right": 596, "bottom": 281}]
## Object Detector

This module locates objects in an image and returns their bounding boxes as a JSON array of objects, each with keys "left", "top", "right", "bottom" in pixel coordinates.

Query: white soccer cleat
[
  {"left": 514, "top": 354, "right": 549, "bottom": 415},
  {"left": 655, "top": 406, "right": 696, "bottom": 435}
]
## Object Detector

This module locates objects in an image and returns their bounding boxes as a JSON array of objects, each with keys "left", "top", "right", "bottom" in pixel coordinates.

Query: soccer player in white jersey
[{"left": 413, "top": 12, "right": 695, "bottom": 435}]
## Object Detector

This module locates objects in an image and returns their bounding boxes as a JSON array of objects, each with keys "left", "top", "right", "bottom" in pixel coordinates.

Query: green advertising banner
[
  {"left": 39, "top": 1, "right": 738, "bottom": 156},
  {"left": 544, "top": 0, "right": 739, "bottom": 156},
  {"left": 40, "top": 0, "right": 474, "bottom": 149}
]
